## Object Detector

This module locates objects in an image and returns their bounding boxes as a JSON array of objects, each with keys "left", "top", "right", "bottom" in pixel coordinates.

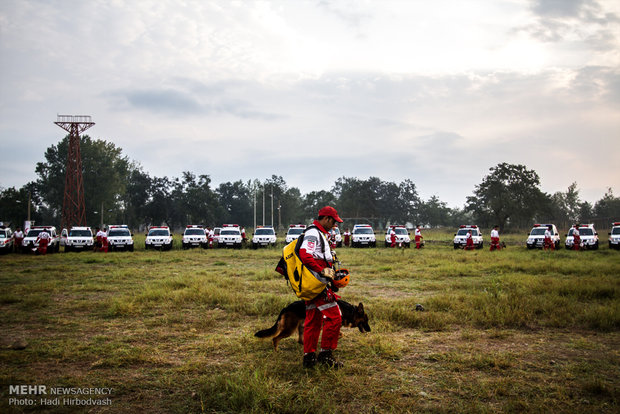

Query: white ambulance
[
  {"left": 145, "top": 226, "right": 173, "bottom": 250},
  {"left": 352, "top": 224, "right": 376, "bottom": 248},
  {"left": 609, "top": 222, "right": 620, "bottom": 250},
  {"left": 285, "top": 224, "right": 307, "bottom": 244},
  {"left": 453, "top": 225, "right": 483, "bottom": 249},
  {"left": 182, "top": 225, "right": 207, "bottom": 249},
  {"left": 107, "top": 225, "right": 134, "bottom": 251},
  {"left": 565, "top": 224, "right": 599, "bottom": 250},
  {"left": 64, "top": 226, "right": 94, "bottom": 252},
  {"left": 252, "top": 225, "right": 277, "bottom": 248},
  {"left": 218, "top": 224, "right": 243, "bottom": 249}
]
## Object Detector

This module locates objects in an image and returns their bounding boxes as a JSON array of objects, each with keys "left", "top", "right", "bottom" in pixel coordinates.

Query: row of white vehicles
[{"left": 3, "top": 222, "right": 619, "bottom": 253}]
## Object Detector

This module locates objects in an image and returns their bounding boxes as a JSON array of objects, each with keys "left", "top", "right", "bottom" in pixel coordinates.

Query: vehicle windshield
[
  {"left": 354, "top": 228, "right": 373, "bottom": 234},
  {"left": 148, "top": 229, "right": 169, "bottom": 236},
  {"left": 69, "top": 229, "right": 92, "bottom": 237},
  {"left": 109, "top": 229, "right": 131, "bottom": 237},
  {"left": 0, "top": 231, "right": 6, "bottom": 238},
  {"left": 184, "top": 229, "right": 205, "bottom": 236},
  {"left": 332, "top": 228, "right": 340, "bottom": 235},
  {"left": 457, "top": 229, "right": 478, "bottom": 236},
  {"left": 26, "top": 229, "right": 42, "bottom": 237},
  {"left": 287, "top": 228, "right": 304, "bottom": 235},
  {"left": 530, "top": 228, "right": 548, "bottom": 236},
  {"left": 221, "top": 229, "right": 240, "bottom": 235},
  {"left": 579, "top": 228, "right": 594, "bottom": 236},
  {"left": 214, "top": 228, "right": 221, "bottom": 235},
  {"left": 613, "top": 228, "right": 620, "bottom": 235},
  {"left": 256, "top": 228, "right": 274, "bottom": 235},
  {"left": 388, "top": 228, "right": 408, "bottom": 235}
]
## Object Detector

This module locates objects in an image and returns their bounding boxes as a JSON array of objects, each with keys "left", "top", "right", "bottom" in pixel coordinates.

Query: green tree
[
  {"left": 594, "top": 188, "right": 620, "bottom": 219},
  {"left": 466, "top": 163, "right": 547, "bottom": 231}
]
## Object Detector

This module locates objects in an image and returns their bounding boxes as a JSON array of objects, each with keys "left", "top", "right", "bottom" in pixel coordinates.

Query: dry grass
[{"left": 1, "top": 235, "right": 619, "bottom": 413}]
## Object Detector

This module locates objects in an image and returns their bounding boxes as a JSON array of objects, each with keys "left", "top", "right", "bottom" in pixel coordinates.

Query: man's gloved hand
[{"left": 321, "top": 268, "right": 335, "bottom": 279}]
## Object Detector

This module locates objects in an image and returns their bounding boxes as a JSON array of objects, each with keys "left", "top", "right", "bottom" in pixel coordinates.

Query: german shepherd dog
[{"left": 255, "top": 299, "right": 371, "bottom": 350}]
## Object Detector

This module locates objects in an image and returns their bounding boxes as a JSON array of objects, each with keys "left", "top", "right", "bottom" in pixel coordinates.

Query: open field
[{"left": 1, "top": 234, "right": 619, "bottom": 413}]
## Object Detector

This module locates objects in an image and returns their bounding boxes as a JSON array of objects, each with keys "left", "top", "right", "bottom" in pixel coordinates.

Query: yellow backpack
[{"left": 275, "top": 226, "right": 330, "bottom": 301}]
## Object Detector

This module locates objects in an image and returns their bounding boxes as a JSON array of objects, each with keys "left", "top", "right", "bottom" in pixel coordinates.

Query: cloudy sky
[{"left": 1, "top": 0, "right": 619, "bottom": 207}]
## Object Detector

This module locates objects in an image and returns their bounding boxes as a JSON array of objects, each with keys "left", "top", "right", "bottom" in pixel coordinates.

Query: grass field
[{"left": 1, "top": 231, "right": 619, "bottom": 413}]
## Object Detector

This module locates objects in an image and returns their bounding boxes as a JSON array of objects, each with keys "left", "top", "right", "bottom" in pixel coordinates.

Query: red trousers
[
  {"left": 304, "top": 294, "right": 341, "bottom": 353},
  {"left": 390, "top": 235, "right": 396, "bottom": 248},
  {"left": 573, "top": 236, "right": 581, "bottom": 250},
  {"left": 544, "top": 237, "right": 554, "bottom": 250},
  {"left": 490, "top": 237, "right": 501, "bottom": 251},
  {"left": 415, "top": 235, "right": 422, "bottom": 249},
  {"left": 37, "top": 239, "right": 48, "bottom": 255},
  {"left": 465, "top": 238, "right": 475, "bottom": 250}
]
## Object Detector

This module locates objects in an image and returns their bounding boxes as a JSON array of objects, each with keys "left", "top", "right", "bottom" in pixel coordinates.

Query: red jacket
[{"left": 298, "top": 220, "right": 333, "bottom": 273}]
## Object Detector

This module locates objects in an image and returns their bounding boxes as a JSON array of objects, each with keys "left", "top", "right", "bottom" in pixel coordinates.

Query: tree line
[{"left": 1, "top": 136, "right": 619, "bottom": 231}]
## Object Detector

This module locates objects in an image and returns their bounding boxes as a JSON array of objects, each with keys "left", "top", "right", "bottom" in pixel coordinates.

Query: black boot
[
  {"left": 317, "top": 350, "right": 343, "bottom": 369},
  {"left": 303, "top": 352, "right": 317, "bottom": 369}
]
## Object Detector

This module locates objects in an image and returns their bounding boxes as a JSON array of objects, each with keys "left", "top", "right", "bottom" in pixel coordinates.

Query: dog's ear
[{"left": 357, "top": 303, "right": 364, "bottom": 312}]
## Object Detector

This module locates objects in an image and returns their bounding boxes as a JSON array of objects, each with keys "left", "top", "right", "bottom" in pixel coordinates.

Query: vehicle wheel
[
  {"left": 64, "top": 246, "right": 71, "bottom": 253},
  {"left": 384, "top": 242, "right": 389, "bottom": 248},
  {"left": 405, "top": 242, "right": 410, "bottom": 248},
  {"left": 593, "top": 242, "right": 599, "bottom": 250},
  {"left": 454, "top": 244, "right": 459, "bottom": 249},
  {"left": 555, "top": 241, "right": 560, "bottom": 250},
  {"left": 371, "top": 242, "right": 376, "bottom": 248}
]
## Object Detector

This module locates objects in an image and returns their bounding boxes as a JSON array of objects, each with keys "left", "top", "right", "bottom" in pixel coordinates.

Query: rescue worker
[
  {"left": 241, "top": 227, "right": 247, "bottom": 243},
  {"left": 464, "top": 230, "right": 475, "bottom": 250},
  {"left": 35, "top": 228, "right": 50, "bottom": 255},
  {"left": 298, "top": 206, "right": 344, "bottom": 369},
  {"left": 544, "top": 225, "right": 554, "bottom": 251},
  {"left": 207, "top": 227, "right": 214, "bottom": 249},
  {"left": 329, "top": 227, "right": 337, "bottom": 249},
  {"left": 13, "top": 227, "right": 23, "bottom": 253},
  {"left": 96, "top": 227, "right": 107, "bottom": 252},
  {"left": 93, "top": 227, "right": 101, "bottom": 252},
  {"left": 343, "top": 228, "right": 351, "bottom": 247},
  {"left": 572, "top": 224, "right": 581, "bottom": 251},
  {"left": 100, "top": 227, "right": 109, "bottom": 253},
  {"left": 490, "top": 225, "right": 501, "bottom": 251},
  {"left": 415, "top": 225, "right": 423, "bottom": 249},
  {"left": 389, "top": 227, "right": 397, "bottom": 248}
]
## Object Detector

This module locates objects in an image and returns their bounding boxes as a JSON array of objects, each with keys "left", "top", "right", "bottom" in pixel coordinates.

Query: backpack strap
[{"left": 294, "top": 224, "right": 326, "bottom": 258}]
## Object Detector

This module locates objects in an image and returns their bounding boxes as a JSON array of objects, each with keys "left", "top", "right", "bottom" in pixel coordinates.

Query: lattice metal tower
[{"left": 54, "top": 115, "right": 95, "bottom": 229}]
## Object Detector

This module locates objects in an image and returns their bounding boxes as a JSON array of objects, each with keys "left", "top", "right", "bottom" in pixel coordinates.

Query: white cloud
[{"left": 1, "top": 0, "right": 619, "bottom": 208}]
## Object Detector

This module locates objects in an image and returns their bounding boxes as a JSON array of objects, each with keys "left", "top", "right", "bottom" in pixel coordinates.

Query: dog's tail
[{"left": 254, "top": 309, "right": 286, "bottom": 338}]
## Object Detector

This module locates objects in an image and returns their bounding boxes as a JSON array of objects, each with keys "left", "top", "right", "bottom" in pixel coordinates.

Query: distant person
[
  {"left": 13, "top": 227, "right": 23, "bottom": 253},
  {"left": 389, "top": 227, "right": 396, "bottom": 248},
  {"left": 572, "top": 224, "right": 581, "bottom": 251},
  {"left": 489, "top": 225, "right": 501, "bottom": 251},
  {"left": 343, "top": 228, "right": 351, "bottom": 247},
  {"left": 241, "top": 227, "right": 247, "bottom": 243},
  {"left": 415, "top": 225, "right": 423, "bottom": 249},
  {"left": 207, "top": 227, "right": 214, "bottom": 249},
  {"left": 544, "top": 225, "right": 554, "bottom": 251},
  {"left": 464, "top": 230, "right": 475, "bottom": 250},
  {"left": 35, "top": 228, "right": 50, "bottom": 255},
  {"left": 100, "top": 227, "right": 109, "bottom": 253}
]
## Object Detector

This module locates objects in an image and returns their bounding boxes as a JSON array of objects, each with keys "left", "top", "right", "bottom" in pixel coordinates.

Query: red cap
[{"left": 318, "top": 206, "right": 343, "bottom": 223}]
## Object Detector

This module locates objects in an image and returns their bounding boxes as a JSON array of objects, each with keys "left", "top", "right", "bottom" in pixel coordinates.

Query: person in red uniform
[
  {"left": 415, "top": 225, "right": 423, "bottom": 249},
  {"left": 490, "top": 225, "right": 501, "bottom": 251},
  {"left": 572, "top": 224, "right": 581, "bottom": 251},
  {"left": 100, "top": 228, "right": 109, "bottom": 253},
  {"left": 35, "top": 228, "right": 50, "bottom": 255},
  {"left": 343, "top": 228, "right": 351, "bottom": 247},
  {"left": 544, "top": 225, "right": 554, "bottom": 251},
  {"left": 13, "top": 227, "right": 24, "bottom": 253},
  {"left": 298, "top": 206, "right": 343, "bottom": 369},
  {"left": 389, "top": 227, "right": 397, "bottom": 248},
  {"left": 464, "top": 230, "right": 475, "bottom": 250}
]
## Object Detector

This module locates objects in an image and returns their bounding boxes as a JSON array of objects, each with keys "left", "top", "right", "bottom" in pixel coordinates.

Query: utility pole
[
  {"left": 270, "top": 186, "right": 274, "bottom": 227},
  {"left": 253, "top": 185, "right": 256, "bottom": 231},
  {"left": 262, "top": 186, "right": 265, "bottom": 226}
]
